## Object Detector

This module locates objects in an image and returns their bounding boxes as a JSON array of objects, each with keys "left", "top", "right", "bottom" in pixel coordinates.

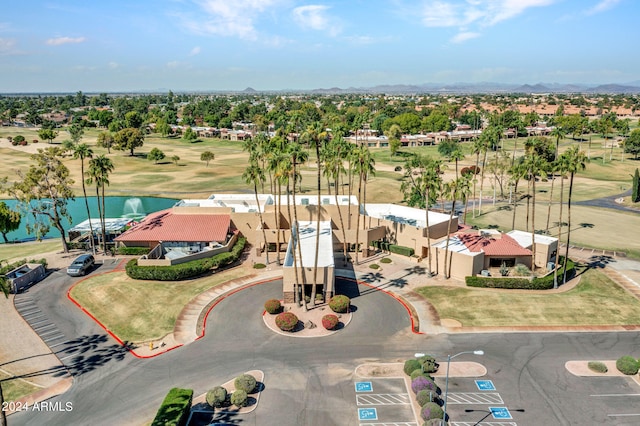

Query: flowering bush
[
  {"left": 275, "top": 312, "right": 298, "bottom": 332},
  {"left": 416, "top": 389, "right": 439, "bottom": 406},
  {"left": 322, "top": 314, "right": 339, "bottom": 330},
  {"left": 264, "top": 299, "right": 282, "bottom": 314},
  {"left": 421, "top": 402, "right": 444, "bottom": 421},
  {"left": 329, "top": 295, "right": 350, "bottom": 313},
  {"left": 411, "top": 376, "right": 439, "bottom": 395}
]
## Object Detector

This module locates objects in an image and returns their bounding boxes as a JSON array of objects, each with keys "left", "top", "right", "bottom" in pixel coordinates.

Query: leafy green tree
[
  {"left": 9, "top": 147, "right": 74, "bottom": 252},
  {"left": 97, "top": 131, "right": 114, "bottom": 153},
  {"left": 38, "top": 128, "right": 58, "bottom": 144},
  {"left": 147, "top": 147, "right": 165, "bottom": 164},
  {"left": 68, "top": 123, "right": 84, "bottom": 143},
  {"left": 0, "top": 201, "right": 21, "bottom": 243},
  {"left": 156, "top": 118, "right": 171, "bottom": 138},
  {"left": 631, "top": 168, "right": 639, "bottom": 203},
  {"left": 124, "top": 111, "right": 143, "bottom": 129},
  {"left": 114, "top": 127, "right": 144, "bottom": 156},
  {"left": 385, "top": 123, "right": 402, "bottom": 156},
  {"left": 625, "top": 129, "right": 640, "bottom": 160},
  {"left": 13, "top": 135, "right": 25, "bottom": 144},
  {"left": 200, "top": 151, "right": 214, "bottom": 167},
  {"left": 171, "top": 155, "right": 180, "bottom": 166},
  {"left": 182, "top": 126, "right": 198, "bottom": 142}
]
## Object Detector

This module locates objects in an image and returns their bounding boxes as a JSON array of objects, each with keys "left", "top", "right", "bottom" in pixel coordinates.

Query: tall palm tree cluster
[{"left": 242, "top": 121, "right": 375, "bottom": 310}]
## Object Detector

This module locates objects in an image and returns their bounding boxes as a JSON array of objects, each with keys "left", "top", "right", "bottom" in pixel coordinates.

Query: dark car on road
[{"left": 66, "top": 254, "right": 95, "bottom": 277}]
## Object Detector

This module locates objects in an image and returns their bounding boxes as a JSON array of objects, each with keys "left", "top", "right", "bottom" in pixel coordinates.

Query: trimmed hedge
[
  {"left": 275, "top": 312, "right": 299, "bottom": 332},
  {"left": 389, "top": 244, "right": 415, "bottom": 257},
  {"left": 234, "top": 374, "right": 257, "bottom": 393},
  {"left": 206, "top": 386, "right": 227, "bottom": 408},
  {"left": 264, "top": 299, "right": 282, "bottom": 314},
  {"left": 125, "top": 237, "right": 246, "bottom": 281},
  {"left": 421, "top": 402, "right": 444, "bottom": 421},
  {"left": 329, "top": 295, "right": 350, "bottom": 313},
  {"left": 587, "top": 361, "right": 608, "bottom": 374},
  {"left": 616, "top": 356, "right": 639, "bottom": 375},
  {"left": 230, "top": 389, "right": 248, "bottom": 407},
  {"left": 116, "top": 246, "right": 151, "bottom": 255},
  {"left": 465, "top": 257, "right": 575, "bottom": 290},
  {"left": 404, "top": 359, "right": 422, "bottom": 376},
  {"left": 322, "top": 314, "right": 339, "bottom": 330},
  {"left": 151, "top": 387, "right": 193, "bottom": 426}
]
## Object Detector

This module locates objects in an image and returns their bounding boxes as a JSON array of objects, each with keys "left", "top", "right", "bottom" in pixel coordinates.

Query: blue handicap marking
[
  {"left": 475, "top": 379, "right": 496, "bottom": 391},
  {"left": 355, "top": 381, "right": 373, "bottom": 392},
  {"left": 489, "top": 407, "right": 513, "bottom": 420},
  {"left": 358, "top": 408, "right": 378, "bottom": 421}
]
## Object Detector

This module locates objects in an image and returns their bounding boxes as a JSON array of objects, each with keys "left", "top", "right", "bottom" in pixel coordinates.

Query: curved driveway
[{"left": 10, "top": 271, "right": 640, "bottom": 426}]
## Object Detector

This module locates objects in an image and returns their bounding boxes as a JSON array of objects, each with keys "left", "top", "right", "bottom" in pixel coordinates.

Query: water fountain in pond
[{"left": 122, "top": 198, "right": 146, "bottom": 220}]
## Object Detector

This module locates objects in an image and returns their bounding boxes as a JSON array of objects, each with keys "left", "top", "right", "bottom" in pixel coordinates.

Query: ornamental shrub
[
  {"left": 234, "top": 374, "right": 257, "bottom": 393},
  {"left": 423, "top": 419, "right": 444, "bottom": 426},
  {"left": 275, "top": 312, "right": 299, "bottom": 332},
  {"left": 116, "top": 246, "right": 150, "bottom": 255},
  {"left": 253, "top": 263, "right": 266, "bottom": 269},
  {"left": 389, "top": 244, "right": 414, "bottom": 257},
  {"left": 264, "top": 299, "right": 282, "bottom": 314},
  {"left": 410, "top": 369, "right": 434, "bottom": 381},
  {"left": 416, "top": 389, "right": 438, "bottom": 406},
  {"left": 230, "top": 389, "right": 248, "bottom": 407},
  {"left": 370, "top": 263, "right": 380, "bottom": 269},
  {"left": 404, "top": 359, "right": 422, "bottom": 376},
  {"left": 322, "top": 314, "right": 339, "bottom": 330},
  {"left": 412, "top": 376, "right": 439, "bottom": 395},
  {"left": 380, "top": 257, "right": 392, "bottom": 264},
  {"left": 616, "top": 356, "right": 639, "bottom": 375},
  {"left": 329, "top": 295, "right": 350, "bottom": 313},
  {"left": 421, "top": 402, "right": 444, "bottom": 421},
  {"left": 465, "top": 257, "right": 575, "bottom": 290},
  {"left": 205, "top": 386, "right": 227, "bottom": 408},
  {"left": 417, "top": 355, "right": 439, "bottom": 374},
  {"left": 587, "top": 361, "right": 608, "bottom": 373}
]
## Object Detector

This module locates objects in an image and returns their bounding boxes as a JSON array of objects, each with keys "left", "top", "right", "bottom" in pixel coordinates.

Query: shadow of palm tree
[{"left": 54, "top": 334, "right": 132, "bottom": 376}]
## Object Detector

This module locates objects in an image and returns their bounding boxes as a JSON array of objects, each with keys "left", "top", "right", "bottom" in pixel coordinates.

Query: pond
[{"left": 0, "top": 196, "right": 179, "bottom": 243}]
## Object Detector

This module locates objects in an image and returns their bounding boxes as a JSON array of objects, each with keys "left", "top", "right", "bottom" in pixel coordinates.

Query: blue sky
[{"left": 0, "top": 0, "right": 637, "bottom": 92}]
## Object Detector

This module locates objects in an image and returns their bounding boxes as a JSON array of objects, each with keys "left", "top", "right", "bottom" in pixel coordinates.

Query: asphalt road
[{"left": 9, "top": 267, "right": 640, "bottom": 426}]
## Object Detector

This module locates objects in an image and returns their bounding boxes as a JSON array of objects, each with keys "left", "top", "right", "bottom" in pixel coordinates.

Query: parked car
[{"left": 67, "top": 254, "right": 95, "bottom": 277}]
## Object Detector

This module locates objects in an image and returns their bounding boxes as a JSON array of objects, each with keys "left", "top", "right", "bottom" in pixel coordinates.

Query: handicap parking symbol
[
  {"left": 489, "top": 407, "right": 512, "bottom": 419},
  {"left": 355, "top": 381, "right": 373, "bottom": 392},
  {"left": 475, "top": 379, "right": 496, "bottom": 391},
  {"left": 358, "top": 408, "right": 378, "bottom": 421}
]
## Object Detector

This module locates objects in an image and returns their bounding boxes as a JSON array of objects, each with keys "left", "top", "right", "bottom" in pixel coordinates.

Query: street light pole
[{"left": 442, "top": 350, "right": 484, "bottom": 426}]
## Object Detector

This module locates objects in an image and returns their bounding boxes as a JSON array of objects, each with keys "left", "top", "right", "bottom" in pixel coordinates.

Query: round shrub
[
  {"left": 394, "top": 166, "right": 402, "bottom": 172},
  {"left": 404, "top": 359, "right": 422, "bottom": 376},
  {"left": 234, "top": 374, "right": 257, "bottom": 393},
  {"left": 616, "top": 356, "right": 639, "bottom": 375},
  {"left": 588, "top": 361, "right": 608, "bottom": 374},
  {"left": 205, "top": 386, "right": 227, "bottom": 408},
  {"left": 329, "top": 295, "right": 350, "bottom": 313},
  {"left": 380, "top": 257, "right": 392, "bottom": 264},
  {"left": 322, "top": 314, "right": 339, "bottom": 330},
  {"left": 253, "top": 263, "right": 266, "bottom": 269},
  {"left": 421, "top": 402, "right": 444, "bottom": 421},
  {"left": 410, "top": 369, "right": 434, "bottom": 381},
  {"left": 417, "top": 355, "right": 439, "bottom": 374},
  {"left": 230, "top": 389, "right": 248, "bottom": 407},
  {"left": 369, "top": 263, "right": 380, "bottom": 269},
  {"left": 264, "top": 299, "right": 282, "bottom": 314},
  {"left": 423, "top": 419, "right": 444, "bottom": 426},
  {"left": 411, "top": 376, "right": 439, "bottom": 395},
  {"left": 275, "top": 312, "right": 299, "bottom": 332},
  {"left": 417, "top": 389, "right": 436, "bottom": 406}
]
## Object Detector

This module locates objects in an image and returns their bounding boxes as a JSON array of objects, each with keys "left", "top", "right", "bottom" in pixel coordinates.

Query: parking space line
[
  {"left": 33, "top": 323, "right": 56, "bottom": 331},
  {"left": 19, "top": 308, "right": 41, "bottom": 315},
  {"left": 357, "top": 394, "right": 411, "bottom": 405},
  {"left": 592, "top": 394, "right": 640, "bottom": 397},
  {"left": 446, "top": 392, "right": 504, "bottom": 405},
  {"left": 58, "top": 352, "right": 80, "bottom": 361},
  {"left": 29, "top": 319, "right": 50, "bottom": 326},
  {"left": 360, "top": 422, "right": 418, "bottom": 426},
  {"left": 452, "top": 422, "right": 517, "bottom": 426},
  {"left": 50, "top": 341, "right": 70, "bottom": 348},
  {"left": 39, "top": 328, "right": 62, "bottom": 336},
  {"left": 44, "top": 334, "right": 66, "bottom": 342},
  {"left": 608, "top": 413, "right": 640, "bottom": 417}
]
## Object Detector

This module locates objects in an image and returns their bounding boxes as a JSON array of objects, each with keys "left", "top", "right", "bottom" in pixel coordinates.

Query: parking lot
[{"left": 354, "top": 378, "right": 418, "bottom": 426}]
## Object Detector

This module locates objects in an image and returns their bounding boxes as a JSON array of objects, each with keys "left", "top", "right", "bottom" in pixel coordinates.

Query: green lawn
[
  {"left": 417, "top": 269, "right": 640, "bottom": 327},
  {"left": 69, "top": 266, "right": 250, "bottom": 342},
  {"left": 0, "top": 240, "right": 61, "bottom": 264},
  {"left": 0, "top": 372, "right": 40, "bottom": 402}
]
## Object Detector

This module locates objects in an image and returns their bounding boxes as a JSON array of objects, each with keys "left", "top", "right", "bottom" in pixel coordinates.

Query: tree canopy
[{"left": 114, "top": 127, "right": 144, "bottom": 156}]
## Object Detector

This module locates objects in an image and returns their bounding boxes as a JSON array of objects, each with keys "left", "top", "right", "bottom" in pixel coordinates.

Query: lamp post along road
[{"left": 416, "top": 349, "right": 484, "bottom": 426}]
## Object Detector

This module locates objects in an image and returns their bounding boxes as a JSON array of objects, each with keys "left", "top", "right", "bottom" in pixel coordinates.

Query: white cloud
[
  {"left": 108, "top": 62, "right": 119, "bottom": 69},
  {"left": 0, "top": 37, "right": 16, "bottom": 52},
  {"left": 292, "top": 5, "right": 341, "bottom": 36},
  {"left": 189, "top": 46, "right": 201, "bottom": 56},
  {"left": 166, "top": 61, "right": 181, "bottom": 69},
  {"left": 181, "top": 0, "right": 283, "bottom": 41},
  {"left": 450, "top": 31, "right": 481, "bottom": 43},
  {"left": 584, "top": 0, "right": 621, "bottom": 15},
  {"left": 46, "top": 36, "right": 86, "bottom": 46}
]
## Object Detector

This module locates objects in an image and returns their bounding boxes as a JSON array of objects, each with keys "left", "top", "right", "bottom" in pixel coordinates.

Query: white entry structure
[{"left": 283, "top": 220, "right": 335, "bottom": 304}]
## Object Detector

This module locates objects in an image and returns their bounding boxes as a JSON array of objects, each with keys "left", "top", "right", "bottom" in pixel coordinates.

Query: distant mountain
[{"left": 586, "top": 84, "right": 640, "bottom": 94}]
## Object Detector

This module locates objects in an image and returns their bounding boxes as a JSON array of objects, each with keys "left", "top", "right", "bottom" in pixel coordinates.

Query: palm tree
[
  {"left": 471, "top": 137, "right": 486, "bottom": 218},
  {"left": 477, "top": 127, "right": 497, "bottom": 215},
  {"left": 442, "top": 178, "right": 459, "bottom": 279},
  {"left": 87, "top": 155, "right": 114, "bottom": 254},
  {"left": 353, "top": 145, "right": 375, "bottom": 265},
  {"left": 242, "top": 158, "right": 270, "bottom": 265},
  {"left": 553, "top": 155, "right": 569, "bottom": 289},
  {"left": 267, "top": 136, "right": 287, "bottom": 265},
  {"left": 287, "top": 141, "right": 308, "bottom": 307},
  {"left": 550, "top": 126, "right": 567, "bottom": 161},
  {"left": 562, "top": 146, "right": 588, "bottom": 283},
  {"left": 509, "top": 159, "right": 527, "bottom": 231},
  {"left": 544, "top": 160, "right": 558, "bottom": 234},
  {"left": 524, "top": 152, "right": 546, "bottom": 273},
  {"left": 325, "top": 136, "right": 349, "bottom": 266},
  {"left": 71, "top": 143, "right": 95, "bottom": 253}
]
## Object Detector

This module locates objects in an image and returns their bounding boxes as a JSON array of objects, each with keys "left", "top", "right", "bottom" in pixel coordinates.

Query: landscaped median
[{"left": 416, "top": 268, "right": 640, "bottom": 327}]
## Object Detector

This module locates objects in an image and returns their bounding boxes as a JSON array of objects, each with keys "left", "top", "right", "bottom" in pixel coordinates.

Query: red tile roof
[
  {"left": 115, "top": 209, "right": 230, "bottom": 243},
  {"left": 458, "top": 232, "right": 532, "bottom": 256}
]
